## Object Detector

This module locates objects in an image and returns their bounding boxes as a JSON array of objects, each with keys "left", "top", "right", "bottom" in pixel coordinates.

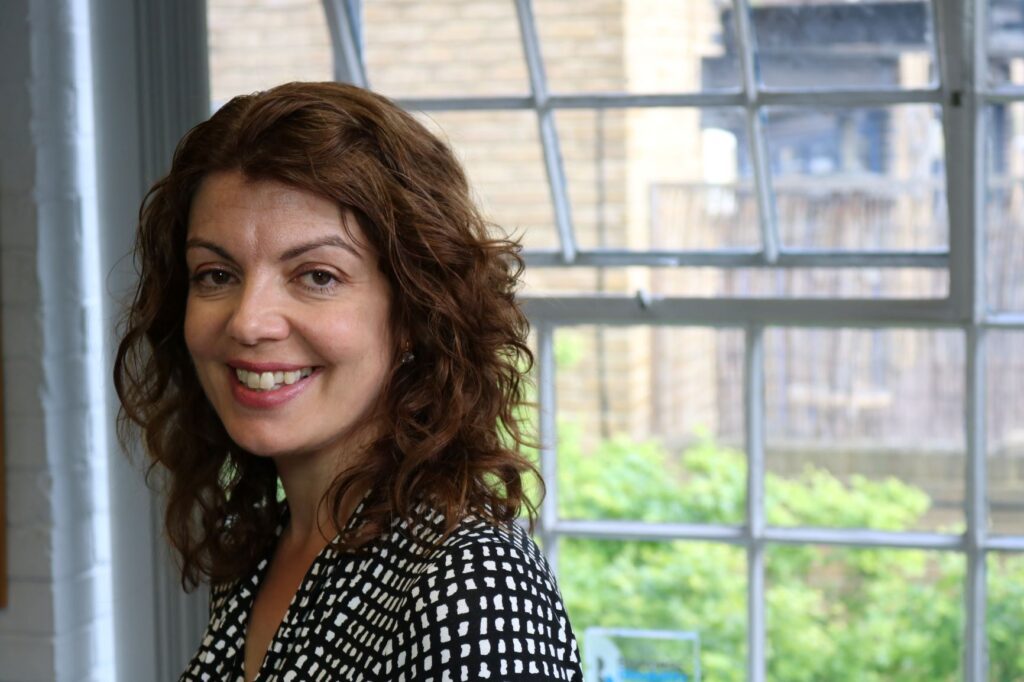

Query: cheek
[
  {"left": 183, "top": 297, "right": 214, "bottom": 360},
  {"left": 316, "top": 299, "right": 392, "bottom": 355},
  {"left": 361, "top": 307, "right": 393, "bottom": 365},
  {"left": 183, "top": 301, "right": 230, "bottom": 407}
]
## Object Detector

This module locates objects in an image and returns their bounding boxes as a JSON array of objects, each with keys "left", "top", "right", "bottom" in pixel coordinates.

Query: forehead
[{"left": 187, "top": 170, "right": 366, "bottom": 253}]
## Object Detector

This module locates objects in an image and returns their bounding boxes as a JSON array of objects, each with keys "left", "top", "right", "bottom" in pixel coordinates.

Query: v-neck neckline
[{"left": 238, "top": 502, "right": 349, "bottom": 681}]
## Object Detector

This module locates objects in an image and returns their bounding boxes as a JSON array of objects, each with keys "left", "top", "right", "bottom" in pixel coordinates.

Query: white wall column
[{"left": 0, "top": 1, "right": 115, "bottom": 679}]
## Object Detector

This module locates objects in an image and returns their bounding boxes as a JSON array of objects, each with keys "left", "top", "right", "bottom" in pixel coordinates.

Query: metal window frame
[{"left": 323, "top": 1, "right": 1023, "bottom": 680}]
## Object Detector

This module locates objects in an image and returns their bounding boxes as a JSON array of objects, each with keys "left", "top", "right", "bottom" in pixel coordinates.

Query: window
[{"left": 206, "top": 1, "right": 1024, "bottom": 679}]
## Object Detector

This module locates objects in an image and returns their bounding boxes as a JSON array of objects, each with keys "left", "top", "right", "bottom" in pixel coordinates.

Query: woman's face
[{"left": 184, "top": 170, "right": 393, "bottom": 460}]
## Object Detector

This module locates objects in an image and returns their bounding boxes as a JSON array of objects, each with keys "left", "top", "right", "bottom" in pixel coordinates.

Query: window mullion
[
  {"left": 523, "top": 248, "right": 948, "bottom": 269},
  {"left": 758, "top": 88, "right": 941, "bottom": 107},
  {"left": 732, "top": 0, "right": 779, "bottom": 265},
  {"left": 552, "top": 521, "right": 963, "bottom": 549},
  {"left": 537, "top": 322, "right": 560, "bottom": 575},
  {"left": 521, "top": 296, "right": 958, "bottom": 327},
  {"left": 972, "top": 0, "right": 989, "bottom": 324},
  {"left": 514, "top": 0, "right": 577, "bottom": 264},
  {"left": 986, "top": 536, "right": 1024, "bottom": 551},
  {"left": 936, "top": 0, "right": 988, "bottom": 678},
  {"left": 745, "top": 326, "right": 766, "bottom": 682},
  {"left": 939, "top": 0, "right": 984, "bottom": 321},
  {"left": 395, "top": 89, "right": 943, "bottom": 113},
  {"left": 322, "top": 0, "right": 367, "bottom": 88},
  {"left": 965, "top": 325, "right": 989, "bottom": 682},
  {"left": 987, "top": 88, "right": 1024, "bottom": 103},
  {"left": 985, "top": 313, "right": 1024, "bottom": 329}
]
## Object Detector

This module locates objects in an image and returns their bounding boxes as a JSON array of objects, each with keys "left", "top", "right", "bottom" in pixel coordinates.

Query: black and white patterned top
[{"left": 179, "top": 504, "right": 582, "bottom": 681}]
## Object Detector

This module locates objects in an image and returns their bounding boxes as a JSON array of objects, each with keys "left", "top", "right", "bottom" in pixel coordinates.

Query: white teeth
[{"left": 234, "top": 366, "right": 316, "bottom": 392}]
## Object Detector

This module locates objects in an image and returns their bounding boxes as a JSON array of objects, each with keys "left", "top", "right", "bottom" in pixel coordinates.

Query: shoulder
[
  {"left": 430, "top": 517, "right": 558, "bottom": 606},
  {"left": 392, "top": 512, "right": 582, "bottom": 681},
  {"left": 437, "top": 515, "right": 547, "bottom": 570}
]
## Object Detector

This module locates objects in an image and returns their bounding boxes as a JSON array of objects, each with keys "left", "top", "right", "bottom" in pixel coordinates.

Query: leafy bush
[{"left": 556, "top": 426, "right": 1024, "bottom": 681}]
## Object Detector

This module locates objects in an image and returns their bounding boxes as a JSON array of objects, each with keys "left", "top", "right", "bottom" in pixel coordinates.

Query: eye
[
  {"left": 298, "top": 269, "right": 341, "bottom": 292},
  {"left": 191, "top": 268, "right": 235, "bottom": 289}
]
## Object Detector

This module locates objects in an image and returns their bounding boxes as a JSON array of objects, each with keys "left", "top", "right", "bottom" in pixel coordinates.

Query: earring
[{"left": 401, "top": 343, "right": 414, "bottom": 365}]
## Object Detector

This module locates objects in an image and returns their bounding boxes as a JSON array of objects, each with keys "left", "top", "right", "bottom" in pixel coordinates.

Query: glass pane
[
  {"left": 987, "top": 331, "right": 1024, "bottom": 535},
  {"left": 555, "top": 326, "right": 745, "bottom": 524},
  {"left": 556, "top": 108, "right": 757, "bottom": 251},
  {"left": 765, "top": 329, "right": 965, "bottom": 533},
  {"left": 986, "top": 0, "right": 1024, "bottom": 89},
  {"left": 767, "top": 546, "right": 962, "bottom": 681},
  {"left": 986, "top": 103, "right": 1024, "bottom": 312},
  {"left": 987, "top": 552, "right": 1024, "bottom": 680},
  {"left": 412, "top": 110, "right": 558, "bottom": 250},
  {"left": 750, "top": 0, "right": 937, "bottom": 90},
  {"left": 522, "top": 266, "right": 948, "bottom": 299},
  {"left": 535, "top": 0, "right": 740, "bottom": 94},
  {"left": 363, "top": 0, "right": 529, "bottom": 97},
  {"left": 207, "top": 0, "right": 332, "bottom": 109},
  {"left": 561, "top": 538, "right": 747, "bottom": 682},
  {"left": 765, "top": 105, "right": 947, "bottom": 249}
]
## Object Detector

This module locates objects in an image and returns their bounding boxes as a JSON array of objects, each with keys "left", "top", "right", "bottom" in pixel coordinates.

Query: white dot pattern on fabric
[{"left": 179, "top": 506, "right": 582, "bottom": 681}]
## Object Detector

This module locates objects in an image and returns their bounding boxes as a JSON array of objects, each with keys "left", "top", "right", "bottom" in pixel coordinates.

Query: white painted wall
[{"left": 0, "top": 1, "right": 115, "bottom": 680}]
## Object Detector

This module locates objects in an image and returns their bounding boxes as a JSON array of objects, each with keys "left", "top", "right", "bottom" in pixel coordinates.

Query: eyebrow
[
  {"left": 185, "top": 238, "right": 237, "bottom": 265},
  {"left": 185, "top": 235, "right": 361, "bottom": 263},
  {"left": 278, "top": 235, "right": 361, "bottom": 261}
]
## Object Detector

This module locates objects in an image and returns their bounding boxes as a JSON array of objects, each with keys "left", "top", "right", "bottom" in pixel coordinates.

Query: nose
[{"left": 226, "top": 281, "right": 289, "bottom": 346}]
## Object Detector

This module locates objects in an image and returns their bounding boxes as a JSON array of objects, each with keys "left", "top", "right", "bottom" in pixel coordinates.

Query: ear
[{"left": 400, "top": 341, "right": 415, "bottom": 366}]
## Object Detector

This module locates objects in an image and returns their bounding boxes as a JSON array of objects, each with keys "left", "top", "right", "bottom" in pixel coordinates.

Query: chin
[{"left": 224, "top": 428, "right": 300, "bottom": 459}]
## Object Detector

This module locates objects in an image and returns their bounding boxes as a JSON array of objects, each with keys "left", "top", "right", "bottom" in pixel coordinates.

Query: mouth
[{"left": 232, "top": 366, "right": 319, "bottom": 392}]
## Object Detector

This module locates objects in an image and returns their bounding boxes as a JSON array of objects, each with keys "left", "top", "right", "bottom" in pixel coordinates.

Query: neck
[
  {"left": 271, "top": 421, "right": 381, "bottom": 551},
  {"left": 274, "top": 448, "right": 364, "bottom": 551}
]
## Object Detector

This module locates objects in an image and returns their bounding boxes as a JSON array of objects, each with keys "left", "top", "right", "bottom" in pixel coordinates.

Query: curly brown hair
[{"left": 114, "top": 81, "right": 540, "bottom": 590}]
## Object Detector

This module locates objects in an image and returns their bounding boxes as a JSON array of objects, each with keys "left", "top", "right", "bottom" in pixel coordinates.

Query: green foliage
[
  {"left": 557, "top": 427, "right": 1024, "bottom": 681},
  {"left": 559, "top": 424, "right": 746, "bottom": 525},
  {"left": 988, "top": 553, "right": 1024, "bottom": 680}
]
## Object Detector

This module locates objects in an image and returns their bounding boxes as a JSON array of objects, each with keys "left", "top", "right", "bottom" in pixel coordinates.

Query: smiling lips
[
  {"left": 235, "top": 366, "right": 314, "bottom": 391},
  {"left": 228, "top": 363, "right": 320, "bottom": 409}
]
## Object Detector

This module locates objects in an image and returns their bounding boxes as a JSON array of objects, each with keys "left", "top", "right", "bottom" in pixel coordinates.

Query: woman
[{"left": 114, "top": 81, "right": 582, "bottom": 681}]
